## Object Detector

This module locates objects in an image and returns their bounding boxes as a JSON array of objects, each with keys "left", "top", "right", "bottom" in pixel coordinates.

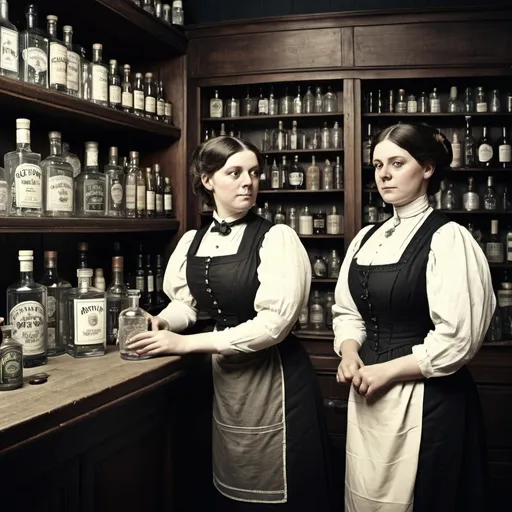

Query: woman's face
[
  {"left": 373, "top": 140, "right": 433, "bottom": 207},
  {"left": 202, "top": 150, "right": 260, "bottom": 218}
]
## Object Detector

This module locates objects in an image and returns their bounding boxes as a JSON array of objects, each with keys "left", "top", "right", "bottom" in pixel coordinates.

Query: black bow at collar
[{"left": 210, "top": 216, "right": 248, "bottom": 236}]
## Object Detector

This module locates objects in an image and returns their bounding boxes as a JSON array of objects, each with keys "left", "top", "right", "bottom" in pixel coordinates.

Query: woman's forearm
[{"left": 385, "top": 354, "right": 424, "bottom": 383}]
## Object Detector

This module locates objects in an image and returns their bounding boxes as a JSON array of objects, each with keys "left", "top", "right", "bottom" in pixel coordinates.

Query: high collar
[
  {"left": 393, "top": 194, "right": 429, "bottom": 219},
  {"left": 212, "top": 210, "right": 249, "bottom": 224}
]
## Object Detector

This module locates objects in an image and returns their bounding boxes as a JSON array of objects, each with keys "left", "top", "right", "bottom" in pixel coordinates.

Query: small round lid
[
  {"left": 173, "top": 1, "right": 183, "bottom": 7},
  {"left": 46, "top": 14, "right": 58, "bottom": 21},
  {"left": 95, "top": 268, "right": 104, "bottom": 276},
  {"left": 18, "top": 250, "right": 33, "bottom": 260},
  {"left": 92, "top": 43, "right": 103, "bottom": 50},
  {"left": 44, "top": 250, "right": 57, "bottom": 258},
  {"left": 16, "top": 118, "right": 30, "bottom": 129},
  {"left": 112, "top": 256, "right": 124, "bottom": 269},
  {"left": 63, "top": 25, "right": 73, "bottom": 32},
  {"left": 77, "top": 268, "right": 93, "bottom": 278}
]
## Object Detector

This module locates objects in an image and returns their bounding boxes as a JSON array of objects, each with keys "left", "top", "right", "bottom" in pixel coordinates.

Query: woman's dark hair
[
  {"left": 190, "top": 135, "right": 263, "bottom": 207},
  {"left": 370, "top": 123, "right": 453, "bottom": 195}
]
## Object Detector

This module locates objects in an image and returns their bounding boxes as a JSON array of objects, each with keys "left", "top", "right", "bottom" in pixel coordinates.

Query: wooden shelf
[
  {"left": 483, "top": 341, "right": 512, "bottom": 347},
  {"left": 0, "top": 77, "right": 181, "bottom": 143},
  {"left": 201, "top": 112, "right": 343, "bottom": 128},
  {"left": 311, "top": 278, "right": 338, "bottom": 283},
  {"left": 488, "top": 263, "right": 512, "bottom": 268},
  {"left": 0, "top": 217, "right": 180, "bottom": 234},
  {"left": 259, "top": 189, "right": 344, "bottom": 194},
  {"left": 363, "top": 167, "right": 512, "bottom": 173},
  {"left": 441, "top": 209, "right": 512, "bottom": 214},
  {"left": 363, "top": 113, "right": 512, "bottom": 120},
  {"left": 299, "top": 234, "right": 344, "bottom": 239},
  {"left": 263, "top": 149, "right": 343, "bottom": 156}
]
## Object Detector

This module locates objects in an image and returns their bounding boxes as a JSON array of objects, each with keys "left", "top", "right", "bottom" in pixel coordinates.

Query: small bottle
[
  {"left": 162, "top": 3, "right": 171, "bottom": 24},
  {"left": 145, "top": 167, "right": 156, "bottom": 218},
  {"left": 121, "top": 64, "right": 133, "bottom": 113},
  {"left": 476, "top": 87, "right": 487, "bottom": 113},
  {"left": 104, "top": 146, "right": 125, "bottom": 217},
  {"left": 312, "top": 256, "right": 327, "bottom": 278},
  {"left": 133, "top": 72, "right": 145, "bottom": 116},
  {"left": 164, "top": 176, "right": 173, "bottom": 217},
  {"left": 298, "top": 206, "right": 313, "bottom": 235},
  {"left": 63, "top": 25, "right": 81, "bottom": 97},
  {"left": 327, "top": 206, "right": 343, "bottom": 234},
  {"left": 94, "top": 268, "right": 106, "bottom": 291},
  {"left": 322, "top": 159, "right": 333, "bottom": 190},
  {"left": 144, "top": 72, "right": 157, "bottom": 119},
  {"left": 46, "top": 15, "right": 67, "bottom": 92},
  {"left": 76, "top": 141, "right": 106, "bottom": 217},
  {"left": 486, "top": 220, "right": 504, "bottom": 263},
  {"left": 90, "top": 43, "right": 108, "bottom": 106},
  {"left": 328, "top": 250, "right": 341, "bottom": 279},
  {"left": 209, "top": 90, "right": 223, "bottom": 118},
  {"left": 313, "top": 208, "right": 326, "bottom": 235},
  {"left": 118, "top": 290, "right": 150, "bottom": 360},
  {"left": 406, "top": 94, "right": 417, "bottom": 113},
  {"left": 0, "top": 0, "right": 19, "bottom": 80},
  {"left": 108, "top": 59, "right": 121, "bottom": 109},
  {"left": 287, "top": 207, "right": 298, "bottom": 232},
  {"left": 157, "top": 81, "right": 166, "bottom": 121},
  {"left": 306, "top": 156, "right": 320, "bottom": 190},
  {"left": 325, "top": 292, "right": 335, "bottom": 330},
  {"left": 171, "top": 0, "right": 184, "bottom": 25},
  {"left": 125, "top": 151, "right": 139, "bottom": 218},
  {"left": 0, "top": 325, "right": 23, "bottom": 391},
  {"left": 395, "top": 89, "right": 407, "bottom": 113},
  {"left": 106, "top": 256, "right": 129, "bottom": 345},
  {"left": 451, "top": 132, "right": 461, "bottom": 168},
  {"left": 309, "top": 290, "right": 324, "bottom": 329},
  {"left": 462, "top": 177, "right": 479, "bottom": 211}
]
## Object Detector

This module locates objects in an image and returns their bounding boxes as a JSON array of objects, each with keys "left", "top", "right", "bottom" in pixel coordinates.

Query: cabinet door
[{"left": 80, "top": 413, "right": 173, "bottom": 512}]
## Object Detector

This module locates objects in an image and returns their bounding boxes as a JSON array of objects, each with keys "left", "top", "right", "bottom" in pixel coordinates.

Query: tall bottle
[
  {"left": 463, "top": 116, "right": 476, "bottom": 168},
  {"left": 104, "top": 146, "right": 125, "bottom": 217},
  {"left": 80, "top": 46, "right": 90, "bottom": 100},
  {"left": 63, "top": 25, "right": 81, "bottom": 97},
  {"left": 0, "top": 0, "right": 19, "bottom": 79},
  {"left": 154, "top": 163, "right": 164, "bottom": 217},
  {"left": 121, "top": 64, "right": 133, "bottom": 114},
  {"left": 497, "top": 126, "right": 512, "bottom": 169},
  {"left": 7, "top": 250, "right": 48, "bottom": 367},
  {"left": 76, "top": 141, "right": 106, "bottom": 216},
  {"left": 164, "top": 176, "right": 173, "bottom": 217},
  {"left": 477, "top": 126, "right": 494, "bottom": 168},
  {"left": 145, "top": 167, "right": 156, "bottom": 218},
  {"left": 90, "top": 43, "right": 108, "bottom": 106},
  {"left": 155, "top": 254, "right": 166, "bottom": 304},
  {"left": 136, "top": 164, "right": 146, "bottom": 218},
  {"left": 118, "top": 290, "right": 150, "bottom": 360},
  {"left": 0, "top": 162, "right": 8, "bottom": 216},
  {"left": 108, "top": 59, "right": 121, "bottom": 109},
  {"left": 5, "top": 118, "right": 43, "bottom": 217},
  {"left": 125, "top": 151, "right": 138, "bottom": 218},
  {"left": 20, "top": 4, "right": 48, "bottom": 87},
  {"left": 157, "top": 80, "right": 166, "bottom": 121},
  {"left": 46, "top": 15, "right": 67, "bottom": 92},
  {"left": 133, "top": 72, "right": 144, "bottom": 116},
  {"left": 40, "top": 251, "right": 71, "bottom": 356},
  {"left": 106, "top": 256, "right": 129, "bottom": 345},
  {"left": 144, "top": 72, "right": 157, "bottom": 119}
]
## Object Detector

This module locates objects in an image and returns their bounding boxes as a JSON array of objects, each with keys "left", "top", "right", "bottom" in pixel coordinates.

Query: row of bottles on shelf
[
  {"left": 255, "top": 203, "right": 344, "bottom": 235},
  {"left": 364, "top": 86, "right": 512, "bottom": 114},
  {"left": 363, "top": 120, "right": 512, "bottom": 169},
  {"left": 297, "top": 290, "right": 334, "bottom": 332},
  {"left": 260, "top": 155, "right": 343, "bottom": 191},
  {"left": 312, "top": 250, "right": 341, "bottom": 279},
  {"left": 0, "top": 119, "right": 173, "bottom": 218},
  {"left": 208, "top": 85, "right": 343, "bottom": 118},
  {"left": 0, "top": 2, "right": 173, "bottom": 123},
  {"left": 3, "top": 243, "right": 167, "bottom": 371},
  {"left": 128, "top": 0, "right": 184, "bottom": 26}
]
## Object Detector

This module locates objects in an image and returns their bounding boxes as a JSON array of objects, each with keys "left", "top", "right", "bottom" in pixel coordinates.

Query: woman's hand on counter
[{"left": 126, "top": 330, "right": 188, "bottom": 356}]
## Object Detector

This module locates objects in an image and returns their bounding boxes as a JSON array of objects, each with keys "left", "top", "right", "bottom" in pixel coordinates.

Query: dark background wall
[{"left": 184, "top": 0, "right": 510, "bottom": 25}]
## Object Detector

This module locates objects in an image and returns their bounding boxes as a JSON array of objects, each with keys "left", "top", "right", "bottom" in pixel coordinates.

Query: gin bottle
[
  {"left": 209, "top": 90, "right": 223, "bottom": 118},
  {"left": 40, "top": 251, "right": 71, "bottom": 356},
  {"left": 63, "top": 25, "right": 81, "bottom": 97},
  {"left": 90, "top": 43, "right": 108, "bottom": 106},
  {"left": 5, "top": 118, "right": 43, "bottom": 217},
  {"left": 106, "top": 256, "right": 129, "bottom": 345},
  {"left": 118, "top": 290, "right": 150, "bottom": 360},
  {"left": 76, "top": 141, "right": 106, "bottom": 216},
  {"left": 0, "top": 0, "right": 19, "bottom": 79},
  {"left": 46, "top": 15, "right": 67, "bottom": 92},
  {"left": 121, "top": 64, "right": 133, "bottom": 113},
  {"left": 154, "top": 163, "right": 164, "bottom": 217},
  {"left": 164, "top": 176, "right": 173, "bottom": 217},
  {"left": 80, "top": 46, "right": 90, "bottom": 100},
  {"left": 145, "top": 167, "right": 156, "bottom": 218},
  {"left": 108, "top": 59, "right": 121, "bottom": 109},
  {"left": 43, "top": 131, "right": 75, "bottom": 217},
  {"left": 66, "top": 268, "right": 106, "bottom": 358},
  {"left": 0, "top": 324, "right": 23, "bottom": 390},
  {"left": 7, "top": 250, "right": 47, "bottom": 368},
  {"left": 144, "top": 72, "right": 157, "bottom": 119},
  {"left": 0, "top": 163, "right": 8, "bottom": 215},
  {"left": 133, "top": 72, "right": 144, "bottom": 116},
  {"left": 20, "top": 4, "right": 48, "bottom": 87},
  {"left": 125, "top": 151, "right": 138, "bottom": 218},
  {"left": 104, "top": 146, "right": 125, "bottom": 217}
]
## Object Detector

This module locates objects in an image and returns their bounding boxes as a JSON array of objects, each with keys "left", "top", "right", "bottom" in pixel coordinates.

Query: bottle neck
[
  {"left": 78, "top": 277, "right": 91, "bottom": 290},
  {"left": 47, "top": 21, "right": 57, "bottom": 39},
  {"left": 16, "top": 128, "right": 31, "bottom": 150},
  {"left": 92, "top": 49, "right": 102, "bottom": 64},
  {"left": 64, "top": 31, "right": 73, "bottom": 49},
  {"left": 123, "top": 69, "right": 130, "bottom": 82},
  {"left": 50, "top": 140, "right": 62, "bottom": 156},
  {"left": 111, "top": 269, "right": 124, "bottom": 285},
  {"left": 19, "top": 261, "right": 35, "bottom": 283},
  {"left": 85, "top": 147, "right": 98, "bottom": 169},
  {"left": 0, "top": 3, "right": 9, "bottom": 21},
  {"left": 26, "top": 12, "right": 37, "bottom": 30},
  {"left": 128, "top": 296, "right": 140, "bottom": 309}
]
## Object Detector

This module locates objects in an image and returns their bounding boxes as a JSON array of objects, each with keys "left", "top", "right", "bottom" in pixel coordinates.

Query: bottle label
[
  {"left": 258, "top": 99, "right": 269, "bottom": 114},
  {"left": 310, "top": 306, "right": 324, "bottom": 324},
  {"left": 91, "top": 64, "right": 108, "bottom": 102},
  {"left": 210, "top": 98, "right": 223, "bottom": 117},
  {"left": 22, "top": 47, "right": 48, "bottom": 85},
  {"left": 499, "top": 145, "right": 512, "bottom": 163},
  {"left": 164, "top": 102, "right": 172, "bottom": 117},
  {"left": 111, "top": 182, "right": 123, "bottom": 205},
  {"left": 478, "top": 144, "right": 493, "bottom": 163},
  {"left": 157, "top": 100, "right": 165, "bottom": 117},
  {"left": 476, "top": 102, "right": 487, "bottom": 113},
  {"left": 15, "top": 163, "right": 43, "bottom": 209},
  {"left": 134, "top": 90, "right": 144, "bottom": 110},
  {"left": 86, "top": 147, "right": 98, "bottom": 167},
  {"left": 288, "top": 172, "right": 303, "bottom": 187},
  {"left": 498, "top": 290, "right": 512, "bottom": 307},
  {"left": 164, "top": 194, "right": 172, "bottom": 211},
  {"left": 327, "top": 215, "right": 341, "bottom": 234},
  {"left": 430, "top": 99, "right": 441, "bottom": 113},
  {"left": 107, "top": 298, "right": 122, "bottom": 342},
  {"left": 16, "top": 128, "right": 30, "bottom": 145},
  {"left": 0, "top": 347, "right": 22, "bottom": 385},
  {"left": 146, "top": 190, "right": 156, "bottom": 211},
  {"left": 9, "top": 300, "right": 46, "bottom": 356},
  {"left": 486, "top": 243, "right": 504, "bottom": 262},
  {"left": 125, "top": 184, "right": 136, "bottom": 209},
  {"left": 0, "top": 180, "right": 7, "bottom": 211},
  {"left": 47, "top": 327, "right": 56, "bottom": 349},
  {"left": 109, "top": 85, "right": 121, "bottom": 104},
  {"left": 73, "top": 298, "right": 106, "bottom": 345},
  {"left": 147, "top": 275, "right": 154, "bottom": 293},
  {"left": 47, "top": 175, "right": 74, "bottom": 212},
  {"left": 83, "top": 178, "right": 105, "bottom": 212},
  {"left": 156, "top": 194, "right": 163, "bottom": 213},
  {"left": 464, "top": 194, "right": 479, "bottom": 210},
  {"left": 66, "top": 51, "right": 80, "bottom": 93},
  {"left": 313, "top": 218, "right": 325, "bottom": 229},
  {"left": 49, "top": 42, "right": 67, "bottom": 86},
  {"left": 145, "top": 96, "right": 156, "bottom": 114},
  {"left": 135, "top": 276, "right": 145, "bottom": 291},
  {"left": 47, "top": 295, "right": 57, "bottom": 324},
  {"left": 137, "top": 184, "right": 146, "bottom": 209},
  {"left": 122, "top": 91, "right": 133, "bottom": 109},
  {"left": 451, "top": 144, "right": 461, "bottom": 167},
  {"left": 0, "top": 27, "right": 19, "bottom": 73},
  {"left": 407, "top": 101, "right": 417, "bottom": 113}
]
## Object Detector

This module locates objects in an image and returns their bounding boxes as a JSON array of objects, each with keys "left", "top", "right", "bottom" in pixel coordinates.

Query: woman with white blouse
[
  {"left": 127, "top": 136, "right": 338, "bottom": 511},
  {"left": 333, "top": 123, "right": 495, "bottom": 512}
]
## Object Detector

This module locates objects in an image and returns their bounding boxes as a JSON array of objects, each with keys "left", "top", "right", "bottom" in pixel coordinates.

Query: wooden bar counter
[{"left": 0, "top": 347, "right": 213, "bottom": 512}]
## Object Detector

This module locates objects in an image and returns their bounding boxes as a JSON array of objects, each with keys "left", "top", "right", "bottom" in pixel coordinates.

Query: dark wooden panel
[
  {"left": 189, "top": 28, "right": 342, "bottom": 77},
  {"left": 354, "top": 20, "right": 512, "bottom": 68}
]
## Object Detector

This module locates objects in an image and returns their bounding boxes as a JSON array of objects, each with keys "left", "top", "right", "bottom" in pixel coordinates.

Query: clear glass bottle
[
  {"left": 484, "top": 176, "right": 498, "bottom": 211},
  {"left": 153, "top": 163, "right": 164, "bottom": 217},
  {"left": 323, "top": 86, "right": 337, "bottom": 112},
  {"left": 125, "top": 151, "right": 139, "bottom": 218},
  {"left": 476, "top": 87, "right": 487, "bottom": 112},
  {"left": 313, "top": 86, "right": 323, "bottom": 113},
  {"left": 43, "top": 131, "right": 74, "bottom": 217},
  {"left": 104, "top": 146, "right": 125, "bottom": 217},
  {"left": 7, "top": 250, "right": 47, "bottom": 367},
  {"left": 328, "top": 249, "right": 341, "bottom": 278},
  {"left": 429, "top": 87, "right": 441, "bottom": 113},
  {"left": 108, "top": 59, "right": 121, "bottom": 109},
  {"left": 490, "top": 89, "right": 501, "bottom": 113},
  {"left": 0, "top": 324, "right": 23, "bottom": 391},
  {"left": 486, "top": 220, "right": 504, "bottom": 263},
  {"left": 171, "top": 0, "right": 184, "bottom": 25},
  {"left": 312, "top": 255, "right": 327, "bottom": 278},
  {"left": 441, "top": 181, "right": 456, "bottom": 210},
  {"left": 94, "top": 268, "right": 105, "bottom": 291},
  {"left": 298, "top": 206, "right": 313, "bottom": 235},
  {"left": 164, "top": 176, "right": 173, "bottom": 217},
  {"left": 76, "top": 141, "right": 106, "bottom": 216},
  {"left": 40, "top": 250, "right": 71, "bottom": 356},
  {"left": 145, "top": 254, "right": 155, "bottom": 307},
  {"left": 157, "top": 80, "right": 166, "bottom": 121},
  {"left": 463, "top": 116, "right": 476, "bottom": 168},
  {"left": 46, "top": 15, "right": 67, "bottom": 92},
  {"left": 406, "top": 93, "right": 417, "bottom": 113},
  {"left": 145, "top": 167, "right": 156, "bottom": 218},
  {"left": 363, "top": 123, "right": 373, "bottom": 166},
  {"left": 268, "top": 86, "right": 278, "bottom": 116},
  {"left": 155, "top": 0, "right": 163, "bottom": 18},
  {"left": 448, "top": 86, "right": 464, "bottom": 113},
  {"left": 364, "top": 193, "right": 379, "bottom": 223},
  {"left": 144, "top": 72, "right": 157, "bottom": 119},
  {"left": 136, "top": 165, "right": 146, "bottom": 218},
  {"left": 331, "top": 121, "right": 343, "bottom": 149},
  {"left": 0, "top": 0, "right": 19, "bottom": 79},
  {"left": 121, "top": 64, "right": 133, "bottom": 113},
  {"left": 90, "top": 43, "right": 108, "bottom": 106},
  {"left": 66, "top": 268, "right": 106, "bottom": 358},
  {"left": 0, "top": 163, "right": 9, "bottom": 216},
  {"left": 395, "top": 89, "right": 407, "bottom": 113},
  {"left": 270, "top": 158, "right": 280, "bottom": 189},
  {"left": 162, "top": 3, "right": 171, "bottom": 24},
  {"left": 106, "top": 256, "right": 129, "bottom": 346},
  {"left": 20, "top": 5, "right": 48, "bottom": 87},
  {"left": 325, "top": 291, "right": 335, "bottom": 330},
  {"left": 133, "top": 72, "right": 145, "bottom": 116},
  {"left": 272, "top": 121, "right": 287, "bottom": 151},
  {"left": 303, "top": 86, "right": 314, "bottom": 114},
  {"left": 322, "top": 159, "right": 333, "bottom": 190},
  {"left": 63, "top": 25, "right": 81, "bottom": 97},
  {"left": 5, "top": 118, "right": 43, "bottom": 217},
  {"left": 209, "top": 89, "right": 223, "bottom": 118},
  {"left": 334, "top": 155, "right": 343, "bottom": 189},
  {"left": 418, "top": 91, "right": 429, "bottom": 113},
  {"left": 80, "top": 46, "right": 90, "bottom": 101},
  {"left": 321, "top": 122, "right": 330, "bottom": 149},
  {"left": 451, "top": 132, "right": 461, "bottom": 168},
  {"left": 462, "top": 176, "right": 479, "bottom": 211},
  {"left": 463, "top": 87, "right": 474, "bottom": 112},
  {"left": 287, "top": 207, "right": 298, "bottom": 232},
  {"left": 62, "top": 142, "right": 81, "bottom": 178},
  {"left": 292, "top": 86, "right": 302, "bottom": 114},
  {"left": 309, "top": 290, "right": 324, "bottom": 329},
  {"left": 327, "top": 206, "right": 342, "bottom": 235},
  {"left": 118, "top": 290, "right": 150, "bottom": 360},
  {"left": 306, "top": 156, "right": 320, "bottom": 191},
  {"left": 142, "top": 0, "right": 155, "bottom": 15},
  {"left": 280, "top": 87, "right": 293, "bottom": 115}
]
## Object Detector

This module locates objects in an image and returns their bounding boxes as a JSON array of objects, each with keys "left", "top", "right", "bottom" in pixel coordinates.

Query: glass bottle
[
  {"left": 42, "top": 131, "right": 74, "bottom": 217},
  {"left": 0, "top": 324, "right": 23, "bottom": 390},
  {"left": 288, "top": 155, "right": 304, "bottom": 190},
  {"left": 136, "top": 165, "right": 146, "bottom": 218},
  {"left": 145, "top": 167, "right": 156, "bottom": 218},
  {"left": 274, "top": 205, "right": 286, "bottom": 225},
  {"left": 268, "top": 86, "right": 278, "bottom": 116},
  {"left": 80, "top": 46, "right": 90, "bottom": 101},
  {"left": 334, "top": 156, "right": 343, "bottom": 189},
  {"left": 463, "top": 116, "right": 476, "bottom": 168},
  {"left": 40, "top": 250, "right": 71, "bottom": 356},
  {"left": 331, "top": 121, "right": 343, "bottom": 149},
  {"left": 418, "top": 91, "right": 428, "bottom": 113},
  {"left": 306, "top": 156, "right": 320, "bottom": 190},
  {"left": 171, "top": 0, "right": 184, "bottom": 25},
  {"left": 328, "top": 249, "right": 341, "bottom": 278},
  {"left": 490, "top": 89, "right": 501, "bottom": 113},
  {"left": 121, "top": 64, "right": 133, "bottom": 113},
  {"left": 258, "top": 87, "right": 269, "bottom": 115},
  {"left": 268, "top": 158, "right": 279, "bottom": 190},
  {"left": 313, "top": 208, "right": 326, "bottom": 234},
  {"left": 293, "top": 86, "right": 302, "bottom": 114},
  {"left": 162, "top": 3, "right": 171, "bottom": 24},
  {"left": 314, "top": 86, "right": 323, "bottom": 113},
  {"left": 289, "top": 121, "right": 299, "bottom": 150},
  {"left": 0, "top": 0, "right": 19, "bottom": 79},
  {"left": 154, "top": 254, "right": 166, "bottom": 305},
  {"left": 104, "top": 146, "right": 125, "bottom": 217},
  {"left": 153, "top": 163, "right": 164, "bottom": 216},
  {"left": 133, "top": 72, "right": 145, "bottom": 116},
  {"left": 118, "top": 290, "right": 150, "bottom": 360},
  {"left": 321, "top": 122, "right": 330, "bottom": 149},
  {"left": 0, "top": 162, "right": 7, "bottom": 217},
  {"left": 363, "top": 193, "right": 379, "bottom": 223},
  {"left": 5, "top": 118, "right": 43, "bottom": 217},
  {"left": 484, "top": 176, "right": 498, "bottom": 211},
  {"left": 476, "top": 87, "right": 487, "bottom": 112},
  {"left": 323, "top": 86, "right": 337, "bottom": 112},
  {"left": 486, "top": 220, "right": 504, "bottom": 263},
  {"left": 108, "top": 59, "right": 121, "bottom": 109},
  {"left": 477, "top": 127, "right": 494, "bottom": 168},
  {"left": 7, "top": 250, "right": 47, "bottom": 367},
  {"left": 125, "top": 151, "right": 138, "bottom": 218},
  {"left": 287, "top": 207, "right": 298, "bottom": 232},
  {"left": 279, "top": 87, "right": 293, "bottom": 115},
  {"left": 76, "top": 141, "right": 106, "bottom": 216},
  {"left": 298, "top": 206, "right": 313, "bottom": 235},
  {"left": 63, "top": 25, "right": 81, "bottom": 97},
  {"left": 462, "top": 176, "right": 479, "bottom": 211},
  {"left": 322, "top": 159, "right": 333, "bottom": 190},
  {"left": 363, "top": 123, "right": 373, "bottom": 166},
  {"left": 90, "top": 43, "right": 108, "bottom": 106},
  {"left": 106, "top": 256, "right": 129, "bottom": 346},
  {"left": 46, "top": 15, "right": 67, "bottom": 92},
  {"left": 209, "top": 89, "right": 223, "bottom": 118},
  {"left": 164, "top": 176, "right": 173, "bottom": 217},
  {"left": 62, "top": 142, "right": 81, "bottom": 178},
  {"left": 463, "top": 87, "right": 474, "bottom": 112},
  {"left": 77, "top": 242, "right": 89, "bottom": 271},
  {"left": 142, "top": 0, "right": 155, "bottom": 14},
  {"left": 406, "top": 94, "right": 417, "bottom": 113},
  {"left": 497, "top": 126, "right": 512, "bottom": 169},
  {"left": 272, "top": 121, "right": 287, "bottom": 151},
  {"left": 309, "top": 290, "right": 324, "bottom": 329},
  {"left": 395, "top": 89, "right": 407, "bottom": 113},
  {"left": 20, "top": 5, "right": 48, "bottom": 87},
  {"left": 448, "top": 86, "right": 464, "bottom": 113},
  {"left": 144, "top": 72, "right": 157, "bottom": 119},
  {"left": 325, "top": 292, "right": 335, "bottom": 330},
  {"left": 303, "top": 86, "right": 314, "bottom": 113},
  {"left": 327, "top": 206, "right": 342, "bottom": 235},
  {"left": 451, "top": 132, "right": 461, "bottom": 168},
  {"left": 441, "top": 181, "right": 456, "bottom": 210},
  {"left": 94, "top": 268, "right": 105, "bottom": 291},
  {"left": 66, "top": 268, "right": 106, "bottom": 358},
  {"left": 157, "top": 80, "right": 166, "bottom": 121},
  {"left": 313, "top": 256, "right": 327, "bottom": 278},
  {"left": 429, "top": 87, "right": 441, "bottom": 113}
]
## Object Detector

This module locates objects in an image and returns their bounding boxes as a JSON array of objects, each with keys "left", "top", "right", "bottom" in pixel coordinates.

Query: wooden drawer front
[{"left": 317, "top": 375, "right": 349, "bottom": 436}]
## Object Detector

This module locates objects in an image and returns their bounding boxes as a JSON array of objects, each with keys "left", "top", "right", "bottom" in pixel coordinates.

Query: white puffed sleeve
[
  {"left": 158, "top": 230, "right": 198, "bottom": 332},
  {"left": 412, "top": 222, "right": 496, "bottom": 378},
  {"left": 208, "top": 224, "right": 311, "bottom": 354},
  {"left": 332, "top": 226, "right": 373, "bottom": 356}
]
